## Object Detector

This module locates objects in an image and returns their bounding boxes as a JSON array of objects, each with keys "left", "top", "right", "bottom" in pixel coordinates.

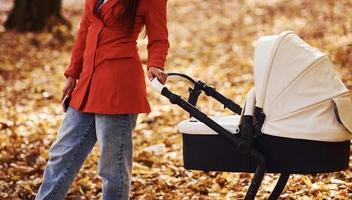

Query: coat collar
[{"left": 93, "top": 0, "right": 119, "bottom": 21}]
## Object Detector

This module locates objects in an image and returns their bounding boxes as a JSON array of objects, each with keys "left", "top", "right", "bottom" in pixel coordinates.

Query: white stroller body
[
  {"left": 252, "top": 31, "right": 352, "bottom": 142},
  {"left": 151, "top": 31, "right": 352, "bottom": 199},
  {"left": 178, "top": 31, "right": 352, "bottom": 142}
]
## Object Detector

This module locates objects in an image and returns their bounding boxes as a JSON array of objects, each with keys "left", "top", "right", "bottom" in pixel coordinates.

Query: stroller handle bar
[
  {"left": 152, "top": 73, "right": 243, "bottom": 115},
  {"left": 151, "top": 73, "right": 197, "bottom": 93}
]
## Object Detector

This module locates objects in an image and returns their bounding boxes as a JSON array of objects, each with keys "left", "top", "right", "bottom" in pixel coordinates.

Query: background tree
[{"left": 4, "top": 0, "right": 70, "bottom": 32}]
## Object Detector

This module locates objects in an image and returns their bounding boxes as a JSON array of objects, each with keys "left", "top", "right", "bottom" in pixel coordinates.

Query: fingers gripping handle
[{"left": 151, "top": 78, "right": 166, "bottom": 93}]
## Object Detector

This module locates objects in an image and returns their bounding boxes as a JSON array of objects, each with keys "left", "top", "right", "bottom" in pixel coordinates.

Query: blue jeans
[{"left": 35, "top": 106, "right": 138, "bottom": 200}]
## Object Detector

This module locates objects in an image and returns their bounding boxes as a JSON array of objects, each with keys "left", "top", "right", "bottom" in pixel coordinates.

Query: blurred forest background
[{"left": 0, "top": 0, "right": 351, "bottom": 199}]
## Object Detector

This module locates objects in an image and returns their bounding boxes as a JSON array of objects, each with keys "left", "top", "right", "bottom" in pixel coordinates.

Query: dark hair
[{"left": 118, "top": 0, "right": 139, "bottom": 35}]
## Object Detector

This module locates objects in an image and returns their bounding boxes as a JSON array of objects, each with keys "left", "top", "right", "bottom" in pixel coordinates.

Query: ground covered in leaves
[{"left": 0, "top": 0, "right": 351, "bottom": 199}]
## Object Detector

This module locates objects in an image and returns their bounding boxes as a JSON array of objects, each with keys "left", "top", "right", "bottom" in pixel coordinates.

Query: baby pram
[{"left": 151, "top": 31, "right": 352, "bottom": 199}]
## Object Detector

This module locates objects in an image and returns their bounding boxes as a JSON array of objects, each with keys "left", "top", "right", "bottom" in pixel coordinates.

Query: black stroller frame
[{"left": 158, "top": 73, "right": 290, "bottom": 200}]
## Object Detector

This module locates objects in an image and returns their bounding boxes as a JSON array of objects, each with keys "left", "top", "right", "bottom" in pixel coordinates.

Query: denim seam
[
  {"left": 117, "top": 114, "right": 131, "bottom": 199},
  {"left": 48, "top": 118, "right": 95, "bottom": 199}
]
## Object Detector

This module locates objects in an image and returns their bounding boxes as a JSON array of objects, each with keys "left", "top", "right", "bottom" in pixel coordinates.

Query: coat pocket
[
  {"left": 332, "top": 93, "right": 352, "bottom": 133},
  {"left": 102, "top": 45, "right": 138, "bottom": 60},
  {"left": 94, "top": 44, "right": 138, "bottom": 66}
]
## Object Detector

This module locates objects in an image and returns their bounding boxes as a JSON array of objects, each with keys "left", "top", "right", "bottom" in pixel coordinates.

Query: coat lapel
[{"left": 99, "top": 0, "right": 119, "bottom": 20}]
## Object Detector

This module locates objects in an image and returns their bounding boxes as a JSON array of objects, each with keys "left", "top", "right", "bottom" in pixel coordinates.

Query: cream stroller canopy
[{"left": 250, "top": 31, "right": 352, "bottom": 142}]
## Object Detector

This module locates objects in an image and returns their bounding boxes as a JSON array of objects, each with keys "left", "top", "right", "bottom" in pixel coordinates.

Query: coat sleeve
[
  {"left": 63, "top": 2, "right": 90, "bottom": 79},
  {"left": 145, "top": 0, "right": 170, "bottom": 71}
]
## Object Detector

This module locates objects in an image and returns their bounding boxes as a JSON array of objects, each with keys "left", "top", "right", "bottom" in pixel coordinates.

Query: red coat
[{"left": 64, "top": 0, "right": 169, "bottom": 114}]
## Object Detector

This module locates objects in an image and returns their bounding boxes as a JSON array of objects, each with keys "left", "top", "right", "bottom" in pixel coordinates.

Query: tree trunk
[{"left": 4, "top": 0, "right": 70, "bottom": 32}]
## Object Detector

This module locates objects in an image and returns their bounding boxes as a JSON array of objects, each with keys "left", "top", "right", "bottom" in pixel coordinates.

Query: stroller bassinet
[{"left": 151, "top": 31, "right": 352, "bottom": 199}]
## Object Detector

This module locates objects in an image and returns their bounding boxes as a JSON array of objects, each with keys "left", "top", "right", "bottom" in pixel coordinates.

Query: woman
[{"left": 35, "top": 0, "right": 169, "bottom": 199}]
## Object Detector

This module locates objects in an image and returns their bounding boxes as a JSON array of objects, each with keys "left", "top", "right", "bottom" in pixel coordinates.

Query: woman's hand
[
  {"left": 61, "top": 76, "right": 77, "bottom": 101},
  {"left": 147, "top": 66, "right": 167, "bottom": 84}
]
